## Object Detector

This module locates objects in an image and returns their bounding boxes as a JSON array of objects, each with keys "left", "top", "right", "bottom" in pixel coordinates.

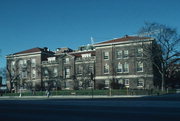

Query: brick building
[{"left": 6, "top": 36, "right": 161, "bottom": 92}]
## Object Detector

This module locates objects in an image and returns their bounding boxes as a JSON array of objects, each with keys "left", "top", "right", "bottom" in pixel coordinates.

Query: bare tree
[
  {"left": 138, "top": 22, "right": 180, "bottom": 91},
  {"left": 0, "top": 67, "right": 6, "bottom": 86},
  {"left": 76, "top": 57, "right": 95, "bottom": 90},
  {"left": 6, "top": 57, "right": 23, "bottom": 92}
]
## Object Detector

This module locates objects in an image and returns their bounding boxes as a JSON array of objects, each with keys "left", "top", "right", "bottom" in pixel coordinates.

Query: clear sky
[{"left": 0, "top": 0, "right": 180, "bottom": 68}]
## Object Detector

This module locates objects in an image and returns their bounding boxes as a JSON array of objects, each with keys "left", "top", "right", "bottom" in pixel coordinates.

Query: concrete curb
[{"left": 0, "top": 95, "right": 147, "bottom": 100}]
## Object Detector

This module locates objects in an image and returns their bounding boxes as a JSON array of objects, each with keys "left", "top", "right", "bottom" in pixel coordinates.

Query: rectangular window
[
  {"left": 117, "top": 62, "right": 123, "bottom": 73},
  {"left": 65, "top": 68, "right": 70, "bottom": 78},
  {"left": 44, "top": 69, "right": 49, "bottom": 77},
  {"left": 88, "top": 66, "right": 93, "bottom": 73},
  {"left": 123, "top": 50, "right": 129, "bottom": 59},
  {"left": 22, "top": 71, "right": 27, "bottom": 78},
  {"left": 19, "top": 60, "right": 23, "bottom": 67},
  {"left": 124, "top": 62, "right": 129, "bottom": 73},
  {"left": 118, "top": 79, "right": 123, "bottom": 84},
  {"left": 116, "top": 50, "right": 123, "bottom": 59},
  {"left": 104, "top": 52, "right": 109, "bottom": 60},
  {"left": 11, "top": 61, "right": 15, "bottom": 70},
  {"left": 137, "top": 48, "right": 143, "bottom": 57},
  {"left": 11, "top": 61, "right": 15, "bottom": 66},
  {"left": 64, "top": 58, "right": 70, "bottom": 64},
  {"left": 23, "top": 60, "right": 27, "bottom": 67},
  {"left": 53, "top": 68, "right": 58, "bottom": 77},
  {"left": 31, "top": 59, "right": 36, "bottom": 67},
  {"left": 137, "top": 62, "right": 143, "bottom": 72},
  {"left": 19, "top": 60, "right": 27, "bottom": 67},
  {"left": 32, "top": 69, "right": 36, "bottom": 78},
  {"left": 77, "top": 66, "right": 83, "bottom": 74},
  {"left": 137, "top": 79, "right": 144, "bottom": 87},
  {"left": 105, "top": 80, "right": 110, "bottom": 88},
  {"left": 125, "top": 79, "right": 129, "bottom": 86},
  {"left": 104, "top": 64, "right": 109, "bottom": 74}
]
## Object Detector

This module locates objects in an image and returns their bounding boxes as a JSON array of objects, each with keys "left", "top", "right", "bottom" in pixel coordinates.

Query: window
[
  {"left": 11, "top": 61, "right": 15, "bottom": 70},
  {"left": 32, "top": 69, "right": 36, "bottom": 78},
  {"left": 22, "top": 71, "right": 27, "bottom": 78},
  {"left": 137, "top": 78, "right": 144, "bottom": 87},
  {"left": 64, "top": 58, "right": 69, "bottom": 64},
  {"left": 123, "top": 50, "right": 128, "bottom": 59},
  {"left": 53, "top": 68, "right": 58, "bottom": 77},
  {"left": 105, "top": 80, "right": 110, "bottom": 88},
  {"left": 125, "top": 79, "right": 129, "bottom": 86},
  {"left": 82, "top": 53, "right": 91, "bottom": 58},
  {"left": 19, "top": 60, "right": 23, "bottom": 67},
  {"left": 11, "top": 61, "right": 15, "bottom": 66},
  {"left": 77, "top": 66, "right": 83, "bottom": 74},
  {"left": 65, "top": 68, "right": 70, "bottom": 78},
  {"left": 23, "top": 60, "right": 27, "bottom": 66},
  {"left": 137, "top": 62, "right": 143, "bottom": 72},
  {"left": 48, "top": 57, "right": 56, "bottom": 62},
  {"left": 19, "top": 60, "right": 27, "bottom": 67},
  {"left": 104, "top": 64, "right": 109, "bottom": 74},
  {"left": 79, "top": 81, "right": 83, "bottom": 87},
  {"left": 124, "top": 62, "right": 129, "bottom": 73},
  {"left": 137, "top": 48, "right": 143, "bottom": 57},
  {"left": 44, "top": 69, "right": 49, "bottom": 77},
  {"left": 117, "top": 62, "right": 123, "bottom": 73},
  {"left": 104, "top": 52, "right": 109, "bottom": 60},
  {"left": 118, "top": 79, "right": 123, "bottom": 84},
  {"left": 31, "top": 59, "right": 36, "bottom": 67},
  {"left": 88, "top": 66, "right": 93, "bottom": 73},
  {"left": 116, "top": 50, "right": 123, "bottom": 59}
]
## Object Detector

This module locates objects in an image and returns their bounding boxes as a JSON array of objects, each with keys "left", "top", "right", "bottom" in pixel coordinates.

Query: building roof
[
  {"left": 95, "top": 35, "right": 152, "bottom": 45},
  {"left": 14, "top": 47, "right": 53, "bottom": 55}
]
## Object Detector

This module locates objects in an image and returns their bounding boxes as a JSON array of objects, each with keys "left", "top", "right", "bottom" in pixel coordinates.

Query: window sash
[
  {"left": 137, "top": 79, "right": 144, "bottom": 87},
  {"left": 116, "top": 50, "right": 123, "bottom": 59},
  {"left": 117, "top": 63, "right": 123, "bottom": 73},
  {"left": 104, "top": 64, "right": 109, "bottom": 74},
  {"left": 124, "top": 63, "right": 129, "bottom": 72},
  {"left": 104, "top": 52, "right": 109, "bottom": 60},
  {"left": 123, "top": 50, "right": 128, "bottom": 58},
  {"left": 124, "top": 79, "right": 129, "bottom": 85},
  {"left": 137, "top": 62, "right": 143, "bottom": 72},
  {"left": 137, "top": 48, "right": 143, "bottom": 57}
]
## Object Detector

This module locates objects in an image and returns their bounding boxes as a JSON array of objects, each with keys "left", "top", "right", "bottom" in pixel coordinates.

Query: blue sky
[{"left": 0, "top": 0, "right": 180, "bottom": 68}]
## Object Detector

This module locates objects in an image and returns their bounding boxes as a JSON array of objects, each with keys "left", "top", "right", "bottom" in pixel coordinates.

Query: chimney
[
  {"left": 125, "top": 35, "right": 128, "bottom": 38},
  {"left": 44, "top": 47, "right": 48, "bottom": 51}
]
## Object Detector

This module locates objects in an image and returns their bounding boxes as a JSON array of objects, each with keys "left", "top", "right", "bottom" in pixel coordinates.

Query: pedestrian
[{"left": 46, "top": 90, "right": 50, "bottom": 98}]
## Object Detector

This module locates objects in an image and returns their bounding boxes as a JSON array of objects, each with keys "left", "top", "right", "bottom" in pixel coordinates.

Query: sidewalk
[{"left": 0, "top": 95, "right": 147, "bottom": 100}]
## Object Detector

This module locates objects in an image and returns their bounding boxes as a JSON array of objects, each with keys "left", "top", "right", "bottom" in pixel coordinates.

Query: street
[{"left": 0, "top": 94, "right": 180, "bottom": 121}]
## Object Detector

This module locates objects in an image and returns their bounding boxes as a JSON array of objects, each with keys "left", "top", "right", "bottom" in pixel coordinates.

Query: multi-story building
[
  {"left": 6, "top": 35, "right": 161, "bottom": 92},
  {"left": 6, "top": 47, "right": 54, "bottom": 92},
  {"left": 94, "top": 35, "right": 160, "bottom": 89}
]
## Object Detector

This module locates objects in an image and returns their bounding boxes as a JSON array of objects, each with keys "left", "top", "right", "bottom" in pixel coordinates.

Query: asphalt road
[{"left": 1, "top": 94, "right": 180, "bottom": 121}]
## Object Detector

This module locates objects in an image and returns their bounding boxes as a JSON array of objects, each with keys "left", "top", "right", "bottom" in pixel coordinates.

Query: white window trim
[
  {"left": 123, "top": 50, "right": 129, "bottom": 59},
  {"left": 137, "top": 79, "right": 144, "bottom": 87},
  {"left": 124, "top": 79, "right": 129, "bottom": 87},
  {"left": 116, "top": 50, "right": 123, "bottom": 59},
  {"left": 137, "top": 62, "right": 143, "bottom": 72},
  {"left": 104, "top": 64, "right": 109, "bottom": 74},
  {"left": 117, "top": 62, "right": 123, "bottom": 73},
  {"left": 53, "top": 68, "right": 58, "bottom": 77},
  {"left": 32, "top": 69, "right": 36, "bottom": 78},
  {"left": 104, "top": 52, "right": 109, "bottom": 60},
  {"left": 31, "top": 58, "right": 36, "bottom": 67},
  {"left": 65, "top": 58, "right": 70, "bottom": 64},
  {"left": 137, "top": 48, "right": 143, "bottom": 57},
  {"left": 123, "top": 62, "right": 129, "bottom": 73}
]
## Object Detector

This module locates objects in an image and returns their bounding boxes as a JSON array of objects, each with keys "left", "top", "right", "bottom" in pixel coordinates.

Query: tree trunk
[{"left": 161, "top": 73, "right": 165, "bottom": 91}]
